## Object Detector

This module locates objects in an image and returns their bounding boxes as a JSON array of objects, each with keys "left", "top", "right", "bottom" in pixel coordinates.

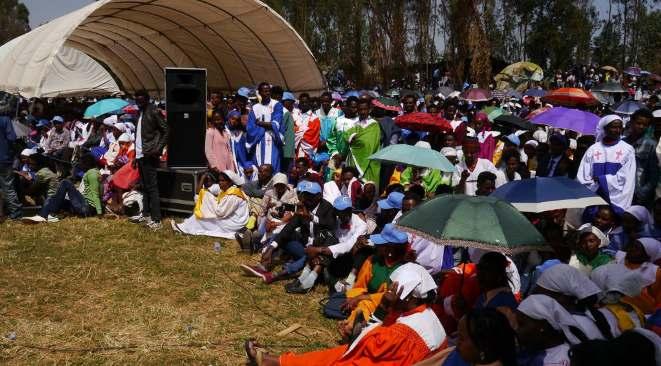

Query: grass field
[{"left": 0, "top": 218, "right": 338, "bottom": 364}]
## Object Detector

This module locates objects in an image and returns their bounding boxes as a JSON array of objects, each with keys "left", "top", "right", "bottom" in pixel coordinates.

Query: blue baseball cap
[
  {"left": 51, "top": 115, "right": 64, "bottom": 124},
  {"left": 282, "top": 92, "right": 296, "bottom": 101},
  {"left": 377, "top": 191, "right": 404, "bottom": 210},
  {"left": 36, "top": 119, "right": 50, "bottom": 128},
  {"left": 333, "top": 196, "right": 353, "bottom": 211},
  {"left": 370, "top": 224, "right": 408, "bottom": 245},
  {"left": 296, "top": 180, "right": 321, "bottom": 195},
  {"left": 505, "top": 133, "right": 520, "bottom": 147}
]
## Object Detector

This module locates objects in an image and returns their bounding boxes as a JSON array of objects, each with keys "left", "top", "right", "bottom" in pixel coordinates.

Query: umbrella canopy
[
  {"left": 84, "top": 98, "right": 129, "bottom": 118},
  {"left": 384, "top": 88, "right": 401, "bottom": 98},
  {"left": 396, "top": 195, "right": 547, "bottom": 255},
  {"left": 342, "top": 90, "right": 360, "bottom": 99},
  {"left": 494, "top": 61, "right": 544, "bottom": 91},
  {"left": 600, "top": 66, "right": 618, "bottom": 73},
  {"left": 487, "top": 108, "right": 506, "bottom": 122},
  {"left": 437, "top": 86, "right": 456, "bottom": 98},
  {"left": 461, "top": 88, "right": 492, "bottom": 102},
  {"left": 624, "top": 67, "right": 642, "bottom": 77},
  {"left": 525, "top": 106, "right": 553, "bottom": 120},
  {"left": 490, "top": 177, "right": 607, "bottom": 213},
  {"left": 122, "top": 104, "right": 139, "bottom": 115},
  {"left": 368, "top": 144, "right": 456, "bottom": 172},
  {"left": 591, "top": 91, "right": 615, "bottom": 105},
  {"left": 494, "top": 114, "right": 533, "bottom": 130},
  {"left": 524, "top": 88, "right": 547, "bottom": 97},
  {"left": 591, "top": 82, "right": 627, "bottom": 94},
  {"left": 529, "top": 107, "right": 600, "bottom": 135},
  {"left": 543, "top": 88, "right": 598, "bottom": 107},
  {"left": 614, "top": 100, "right": 644, "bottom": 115},
  {"left": 506, "top": 90, "right": 523, "bottom": 99},
  {"left": 372, "top": 96, "right": 401, "bottom": 112},
  {"left": 395, "top": 112, "right": 453, "bottom": 134}
]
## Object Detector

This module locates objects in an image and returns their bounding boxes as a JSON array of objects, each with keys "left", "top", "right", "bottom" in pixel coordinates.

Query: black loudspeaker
[{"left": 165, "top": 68, "right": 207, "bottom": 168}]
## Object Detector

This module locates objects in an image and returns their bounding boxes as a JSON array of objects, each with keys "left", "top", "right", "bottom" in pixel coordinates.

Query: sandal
[{"left": 244, "top": 339, "right": 267, "bottom": 366}]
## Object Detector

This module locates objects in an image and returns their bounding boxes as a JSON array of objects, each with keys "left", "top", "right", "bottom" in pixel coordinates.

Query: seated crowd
[{"left": 1, "top": 82, "right": 661, "bottom": 365}]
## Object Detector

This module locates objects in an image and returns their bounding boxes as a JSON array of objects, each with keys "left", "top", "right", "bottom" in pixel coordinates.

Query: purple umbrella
[
  {"left": 624, "top": 67, "right": 641, "bottom": 77},
  {"left": 524, "top": 88, "right": 547, "bottom": 97},
  {"left": 530, "top": 107, "right": 600, "bottom": 135}
]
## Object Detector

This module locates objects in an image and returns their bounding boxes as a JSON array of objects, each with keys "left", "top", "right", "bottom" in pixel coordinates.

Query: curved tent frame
[{"left": 0, "top": 0, "right": 325, "bottom": 97}]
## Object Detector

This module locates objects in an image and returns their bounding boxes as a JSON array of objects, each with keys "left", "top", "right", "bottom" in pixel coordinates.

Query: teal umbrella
[
  {"left": 396, "top": 195, "right": 547, "bottom": 255},
  {"left": 368, "top": 144, "right": 456, "bottom": 172},
  {"left": 84, "top": 98, "right": 129, "bottom": 118}
]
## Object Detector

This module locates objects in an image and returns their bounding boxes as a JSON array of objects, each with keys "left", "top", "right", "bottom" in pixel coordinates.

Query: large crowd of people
[{"left": 1, "top": 75, "right": 661, "bottom": 365}]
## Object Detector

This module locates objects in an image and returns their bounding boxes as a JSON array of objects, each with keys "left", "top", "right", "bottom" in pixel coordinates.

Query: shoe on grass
[
  {"left": 22, "top": 215, "right": 46, "bottom": 224},
  {"left": 170, "top": 220, "right": 183, "bottom": 233},
  {"left": 46, "top": 215, "right": 60, "bottom": 223},
  {"left": 128, "top": 214, "right": 150, "bottom": 224},
  {"left": 240, "top": 264, "right": 269, "bottom": 280},
  {"left": 146, "top": 220, "right": 162, "bottom": 231}
]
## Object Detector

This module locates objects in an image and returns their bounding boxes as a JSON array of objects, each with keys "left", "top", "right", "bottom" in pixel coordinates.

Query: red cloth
[{"left": 110, "top": 161, "right": 139, "bottom": 190}]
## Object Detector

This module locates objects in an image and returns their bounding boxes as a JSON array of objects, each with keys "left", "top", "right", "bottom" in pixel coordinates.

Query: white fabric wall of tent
[
  {"left": 0, "top": 33, "right": 121, "bottom": 98},
  {"left": 0, "top": 0, "right": 325, "bottom": 98}
]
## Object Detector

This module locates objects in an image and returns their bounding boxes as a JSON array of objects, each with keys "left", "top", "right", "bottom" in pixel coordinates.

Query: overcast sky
[{"left": 21, "top": 0, "right": 658, "bottom": 30}]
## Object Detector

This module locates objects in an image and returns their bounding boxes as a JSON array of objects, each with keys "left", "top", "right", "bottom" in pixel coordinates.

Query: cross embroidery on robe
[
  {"left": 593, "top": 150, "right": 602, "bottom": 160},
  {"left": 615, "top": 150, "right": 623, "bottom": 161}
]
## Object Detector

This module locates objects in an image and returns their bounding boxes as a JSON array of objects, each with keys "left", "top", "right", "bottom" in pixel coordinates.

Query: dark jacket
[
  {"left": 536, "top": 154, "right": 571, "bottom": 177},
  {"left": 140, "top": 104, "right": 168, "bottom": 157},
  {"left": 275, "top": 199, "right": 337, "bottom": 247},
  {"left": 0, "top": 116, "right": 17, "bottom": 166}
]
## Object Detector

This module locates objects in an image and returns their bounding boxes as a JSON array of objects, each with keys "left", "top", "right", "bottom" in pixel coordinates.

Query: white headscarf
[
  {"left": 533, "top": 130, "right": 548, "bottom": 143},
  {"left": 595, "top": 114, "right": 621, "bottom": 142},
  {"left": 625, "top": 205, "right": 654, "bottom": 227},
  {"left": 117, "top": 133, "right": 133, "bottom": 143},
  {"left": 518, "top": 294, "right": 583, "bottom": 345},
  {"left": 638, "top": 238, "right": 661, "bottom": 262},
  {"left": 536, "top": 263, "right": 601, "bottom": 300},
  {"left": 222, "top": 170, "right": 245, "bottom": 187},
  {"left": 390, "top": 262, "right": 437, "bottom": 300},
  {"left": 103, "top": 115, "right": 118, "bottom": 127},
  {"left": 578, "top": 223, "right": 610, "bottom": 248},
  {"left": 590, "top": 263, "right": 644, "bottom": 298},
  {"left": 113, "top": 122, "right": 127, "bottom": 133}
]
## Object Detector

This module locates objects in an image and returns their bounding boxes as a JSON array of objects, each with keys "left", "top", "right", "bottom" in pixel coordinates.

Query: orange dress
[
  {"left": 280, "top": 305, "right": 445, "bottom": 366},
  {"left": 623, "top": 263, "right": 661, "bottom": 314}
]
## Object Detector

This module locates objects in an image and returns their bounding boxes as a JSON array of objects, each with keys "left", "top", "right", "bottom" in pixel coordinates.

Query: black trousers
[{"left": 137, "top": 156, "right": 161, "bottom": 221}]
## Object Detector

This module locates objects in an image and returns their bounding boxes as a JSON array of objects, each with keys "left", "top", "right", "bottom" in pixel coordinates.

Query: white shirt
[
  {"left": 328, "top": 214, "right": 368, "bottom": 258},
  {"left": 135, "top": 112, "right": 143, "bottom": 159},
  {"left": 454, "top": 158, "right": 504, "bottom": 196}
]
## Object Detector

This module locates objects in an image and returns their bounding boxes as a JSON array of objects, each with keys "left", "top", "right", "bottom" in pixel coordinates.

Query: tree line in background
[
  {"left": 266, "top": 0, "right": 660, "bottom": 88},
  {"left": 0, "top": 0, "right": 658, "bottom": 90}
]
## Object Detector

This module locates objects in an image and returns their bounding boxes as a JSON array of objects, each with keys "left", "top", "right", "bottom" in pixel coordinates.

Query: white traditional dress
[
  {"left": 577, "top": 115, "right": 636, "bottom": 212},
  {"left": 176, "top": 184, "right": 249, "bottom": 238}
]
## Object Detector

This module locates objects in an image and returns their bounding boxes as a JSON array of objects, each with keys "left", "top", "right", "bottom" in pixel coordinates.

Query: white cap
[
  {"left": 103, "top": 115, "right": 118, "bottom": 127},
  {"left": 440, "top": 147, "right": 457, "bottom": 157},
  {"left": 118, "top": 133, "right": 132, "bottom": 143},
  {"left": 21, "top": 148, "right": 37, "bottom": 156}
]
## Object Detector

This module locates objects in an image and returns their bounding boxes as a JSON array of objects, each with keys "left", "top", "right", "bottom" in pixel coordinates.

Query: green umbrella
[
  {"left": 368, "top": 144, "right": 456, "bottom": 172},
  {"left": 396, "top": 195, "right": 547, "bottom": 255},
  {"left": 487, "top": 108, "right": 506, "bottom": 122}
]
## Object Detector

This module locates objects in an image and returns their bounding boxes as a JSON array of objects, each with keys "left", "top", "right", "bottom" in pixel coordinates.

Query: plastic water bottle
[
  {"left": 213, "top": 242, "right": 221, "bottom": 253},
  {"left": 6, "top": 332, "right": 16, "bottom": 341}
]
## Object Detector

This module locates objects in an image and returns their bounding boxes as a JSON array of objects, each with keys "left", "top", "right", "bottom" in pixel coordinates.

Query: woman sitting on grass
[
  {"left": 171, "top": 170, "right": 249, "bottom": 239},
  {"left": 245, "top": 262, "right": 445, "bottom": 366}
]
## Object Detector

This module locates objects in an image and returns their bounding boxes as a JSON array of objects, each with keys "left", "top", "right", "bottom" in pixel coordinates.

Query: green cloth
[
  {"left": 35, "top": 167, "right": 59, "bottom": 197},
  {"left": 367, "top": 255, "right": 401, "bottom": 293},
  {"left": 577, "top": 252, "right": 612, "bottom": 270},
  {"left": 400, "top": 167, "right": 444, "bottom": 194},
  {"left": 282, "top": 110, "right": 295, "bottom": 159},
  {"left": 83, "top": 168, "right": 103, "bottom": 215},
  {"left": 345, "top": 120, "right": 381, "bottom": 185}
]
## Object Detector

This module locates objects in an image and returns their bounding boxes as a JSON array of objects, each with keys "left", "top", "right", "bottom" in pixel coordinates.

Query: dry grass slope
[{"left": 0, "top": 218, "right": 337, "bottom": 365}]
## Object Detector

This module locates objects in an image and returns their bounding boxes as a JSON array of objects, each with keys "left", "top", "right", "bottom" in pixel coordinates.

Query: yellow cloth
[
  {"left": 604, "top": 302, "right": 645, "bottom": 332},
  {"left": 194, "top": 186, "right": 246, "bottom": 219},
  {"left": 346, "top": 258, "right": 387, "bottom": 325}
]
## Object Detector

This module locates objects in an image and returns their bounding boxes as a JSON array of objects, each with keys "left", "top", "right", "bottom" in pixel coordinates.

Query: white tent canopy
[
  {"left": 0, "top": 33, "right": 121, "bottom": 98},
  {"left": 0, "top": 0, "right": 325, "bottom": 98}
]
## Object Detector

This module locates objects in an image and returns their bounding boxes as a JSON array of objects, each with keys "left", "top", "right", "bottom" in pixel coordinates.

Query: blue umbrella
[
  {"left": 84, "top": 98, "right": 129, "bottom": 118},
  {"left": 506, "top": 90, "right": 522, "bottom": 99},
  {"left": 342, "top": 90, "right": 360, "bottom": 99},
  {"left": 490, "top": 177, "right": 607, "bottom": 213},
  {"left": 614, "top": 100, "right": 644, "bottom": 115},
  {"left": 523, "top": 88, "right": 547, "bottom": 97}
]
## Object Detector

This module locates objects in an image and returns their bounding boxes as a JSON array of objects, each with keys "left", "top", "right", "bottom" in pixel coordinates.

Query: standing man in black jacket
[{"left": 129, "top": 90, "right": 168, "bottom": 230}]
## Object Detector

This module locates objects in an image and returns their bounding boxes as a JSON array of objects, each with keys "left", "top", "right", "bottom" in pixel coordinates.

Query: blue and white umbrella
[
  {"left": 614, "top": 100, "right": 644, "bottom": 115},
  {"left": 490, "top": 177, "right": 607, "bottom": 213},
  {"left": 523, "top": 88, "right": 547, "bottom": 97},
  {"left": 84, "top": 98, "right": 129, "bottom": 118}
]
